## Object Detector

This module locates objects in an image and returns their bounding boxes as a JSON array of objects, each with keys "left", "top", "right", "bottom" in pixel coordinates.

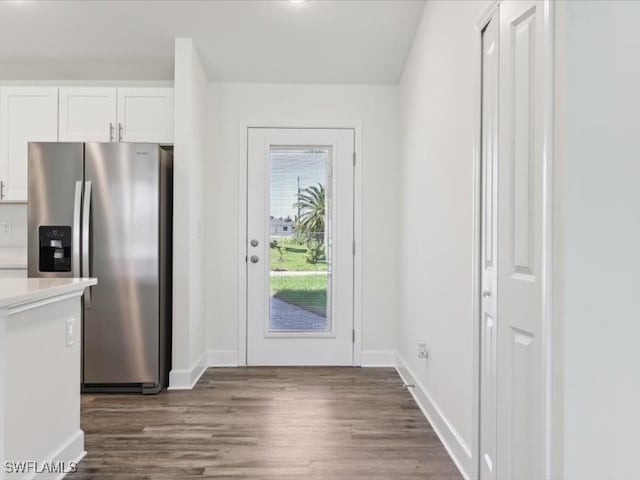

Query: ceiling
[{"left": 0, "top": 0, "right": 425, "bottom": 84}]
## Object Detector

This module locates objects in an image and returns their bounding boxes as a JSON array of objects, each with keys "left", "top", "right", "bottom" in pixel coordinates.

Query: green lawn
[
  {"left": 270, "top": 238, "right": 328, "bottom": 272},
  {"left": 270, "top": 274, "right": 328, "bottom": 317}
]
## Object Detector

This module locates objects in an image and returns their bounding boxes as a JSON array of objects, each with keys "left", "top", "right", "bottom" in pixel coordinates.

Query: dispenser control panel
[{"left": 39, "top": 226, "right": 72, "bottom": 272}]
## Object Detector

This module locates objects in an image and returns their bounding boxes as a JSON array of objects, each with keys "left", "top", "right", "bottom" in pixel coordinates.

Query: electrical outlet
[
  {"left": 65, "top": 318, "right": 75, "bottom": 347},
  {"left": 417, "top": 343, "right": 429, "bottom": 359},
  {"left": 0, "top": 221, "right": 10, "bottom": 238}
]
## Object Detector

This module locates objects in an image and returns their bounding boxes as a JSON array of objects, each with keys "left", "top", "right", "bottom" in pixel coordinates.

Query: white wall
[
  {"left": 397, "top": 1, "right": 490, "bottom": 477},
  {"left": 555, "top": 2, "right": 640, "bottom": 478},
  {"left": 205, "top": 83, "right": 400, "bottom": 363},
  {"left": 0, "top": 204, "right": 26, "bottom": 249},
  {"left": 170, "top": 39, "right": 208, "bottom": 387}
]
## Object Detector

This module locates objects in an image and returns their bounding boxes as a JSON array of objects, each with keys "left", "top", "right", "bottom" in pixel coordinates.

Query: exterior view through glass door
[{"left": 247, "top": 128, "right": 354, "bottom": 365}]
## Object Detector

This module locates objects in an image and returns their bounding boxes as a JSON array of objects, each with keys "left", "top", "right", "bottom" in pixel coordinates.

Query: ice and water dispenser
[{"left": 38, "top": 226, "right": 72, "bottom": 272}]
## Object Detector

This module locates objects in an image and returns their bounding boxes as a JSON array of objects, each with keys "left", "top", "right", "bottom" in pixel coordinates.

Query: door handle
[
  {"left": 0, "top": 180, "right": 5, "bottom": 200},
  {"left": 82, "top": 181, "right": 93, "bottom": 308},
  {"left": 482, "top": 290, "right": 492, "bottom": 298},
  {"left": 250, "top": 239, "right": 259, "bottom": 247},
  {"left": 118, "top": 122, "right": 123, "bottom": 142},
  {"left": 109, "top": 122, "right": 114, "bottom": 142},
  {"left": 250, "top": 255, "right": 259, "bottom": 264},
  {"left": 72, "top": 181, "right": 82, "bottom": 277}
]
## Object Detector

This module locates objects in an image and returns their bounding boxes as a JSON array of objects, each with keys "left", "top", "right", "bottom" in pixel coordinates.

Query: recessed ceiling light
[{"left": 289, "top": 0, "right": 307, "bottom": 3}]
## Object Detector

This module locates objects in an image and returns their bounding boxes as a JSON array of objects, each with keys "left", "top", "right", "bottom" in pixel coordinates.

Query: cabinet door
[
  {"left": 0, "top": 87, "right": 58, "bottom": 201},
  {"left": 59, "top": 87, "right": 117, "bottom": 142},
  {"left": 117, "top": 88, "right": 174, "bottom": 144}
]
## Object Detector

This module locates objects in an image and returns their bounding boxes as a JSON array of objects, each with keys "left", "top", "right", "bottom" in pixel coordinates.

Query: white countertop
[
  {"left": 0, "top": 247, "right": 27, "bottom": 269},
  {"left": 0, "top": 277, "right": 97, "bottom": 309}
]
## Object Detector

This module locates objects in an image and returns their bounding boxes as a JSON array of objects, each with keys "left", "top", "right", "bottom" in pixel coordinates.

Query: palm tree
[{"left": 294, "top": 183, "right": 325, "bottom": 245}]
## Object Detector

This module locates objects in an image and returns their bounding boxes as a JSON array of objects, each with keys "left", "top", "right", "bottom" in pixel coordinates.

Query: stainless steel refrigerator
[{"left": 27, "top": 142, "right": 172, "bottom": 394}]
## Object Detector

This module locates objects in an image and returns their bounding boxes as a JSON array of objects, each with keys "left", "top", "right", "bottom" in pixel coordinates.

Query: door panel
[
  {"left": 247, "top": 128, "right": 354, "bottom": 366},
  {"left": 83, "top": 142, "right": 160, "bottom": 384},
  {"left": 497, "top": 1, "right": 549, "bottom": 478},
  {"left": 117, "top": 88, "right": 174, "bottom": 144},
  {"left": 59, "top": 87, "right": 117, "bottom": 142},
  {"left": 0, "top": 87, "right": 58, "bottom": 201},
  {"left": 509, "top": 328, "right": 536, "bottom": 478},
  {"left": 512, "top": 11, "right": 536, "bottom": 276},
  {"left": 27, "top": 143, "right": 84, "bottom": 278},
  {"left": 479, "top": 10, "right": 499, "bottom": 480}
]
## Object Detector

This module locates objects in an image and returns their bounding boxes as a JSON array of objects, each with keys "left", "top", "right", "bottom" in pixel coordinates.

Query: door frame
[
  {"left": 473, "top": 5, "right": 500, "bottom": 478},
  {"left": 472, "top": 1, "right": 556, "bottom": 478},
  {"left": 237, "top": 120, "right": 363, "bottom": 367},
  {"left": 476, "top": 5, "right": 500, "bottom": 478}
]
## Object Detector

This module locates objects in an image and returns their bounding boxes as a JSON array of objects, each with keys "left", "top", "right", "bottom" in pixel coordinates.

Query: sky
[{"left": 270, "top": 147, "right": 330, "bottom": 220}]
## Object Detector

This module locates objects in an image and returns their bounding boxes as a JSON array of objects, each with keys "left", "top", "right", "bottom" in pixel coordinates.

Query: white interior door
[
  {"left": 247, "top": 128, "right": 354, "bottom": 365},
  {"left": 497, "top": 1, "right": 549, "bottom": 478},
  {"left": 479, "top": 9, "right": 499, "bottom": 480}
]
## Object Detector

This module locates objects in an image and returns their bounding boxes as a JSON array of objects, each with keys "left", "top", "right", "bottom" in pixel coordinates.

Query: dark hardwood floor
[{"left": 69, "top": 367, "right": 461, "bottom": 479}]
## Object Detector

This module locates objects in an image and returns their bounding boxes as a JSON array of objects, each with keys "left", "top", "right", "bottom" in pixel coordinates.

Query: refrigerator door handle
[
  {"left": 82, "top": 180, "right": 93, "bottom": 307},
  {"left": 72, "top": 181, "right": 83, "bottom": 277}
]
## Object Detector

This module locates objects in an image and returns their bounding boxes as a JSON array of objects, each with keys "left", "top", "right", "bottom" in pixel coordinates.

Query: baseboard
[
  {"left": 207, "top": 350, "right": 239, "bottom": 367},
  {"left": 22, "top": 429, "right": 86, "bottom": 480},
  {"left": 361, "top": 350, "right": 396, "bottom": 367},
  {"left": 168, "top": 350, "right": 207, "bottom": 390},
  {"left": 395, "top": 353, "right": 473, "bottom": 480},
  {"left": 168, "top": 348, "right": 397, "bottom": 389}
]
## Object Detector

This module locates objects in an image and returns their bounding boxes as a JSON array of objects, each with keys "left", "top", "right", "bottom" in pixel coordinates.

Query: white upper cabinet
[
  {"left": 0, "top": 87, "right": 59, "bottom": 202},
  {"left": 0, "top": 85, "right": 173, "bottom": 202},
  {"left": 59, "top": 87, "right": 117, "bottom": 142},
  {"left": 59, "top": 87, "right": 174, "bottom": 144},
  {"left": 117, "top": 88, "right": 174, "bottom": 144}
]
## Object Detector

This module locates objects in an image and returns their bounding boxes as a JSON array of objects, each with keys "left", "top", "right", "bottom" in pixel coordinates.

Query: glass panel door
[{"left": 246, "top": 128, "right": 354, "bottom": 366}]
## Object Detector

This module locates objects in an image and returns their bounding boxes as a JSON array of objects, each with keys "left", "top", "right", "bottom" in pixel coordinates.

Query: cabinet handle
[
  {"left": 118, "top": 122, "right": 123, "bottom": 142},
  {"left": 0, "top": 180, "right": 5, "bottom": 200},
  {"left": 109, "top": 122, "right": 114, "bottom": 142}
]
